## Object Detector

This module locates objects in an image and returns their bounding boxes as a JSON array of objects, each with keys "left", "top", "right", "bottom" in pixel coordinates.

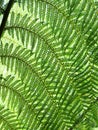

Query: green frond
[
  {"left": 0, "top": 0, "right": 98, "bottom": 130},
  {"left": 0, "top": 104, "right": 22, "bottom": 130}
]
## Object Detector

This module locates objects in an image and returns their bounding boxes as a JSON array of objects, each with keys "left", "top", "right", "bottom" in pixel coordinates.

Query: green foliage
[{"left": 0, "top": 0, "right": 98, "bottom": 130}]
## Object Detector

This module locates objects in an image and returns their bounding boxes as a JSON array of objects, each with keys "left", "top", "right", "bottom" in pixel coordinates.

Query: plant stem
[{"left": 0, "top": 0, "right": 14, "bottom": 38}]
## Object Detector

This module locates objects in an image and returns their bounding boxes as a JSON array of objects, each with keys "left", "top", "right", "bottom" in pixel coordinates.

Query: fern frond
[
  {"left": 0, "top": 104, "right": 22, "bottom": 130},
  {"left": 0, "top": 0, "right": 98, "bottom": 130}
]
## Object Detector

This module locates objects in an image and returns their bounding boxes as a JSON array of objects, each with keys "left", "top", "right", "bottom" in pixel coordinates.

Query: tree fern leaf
[
  {"left": 0, "top": 0, "right": 98, "bottom": 129},
  {"left": 0, "top": 43, "right": 72, "bottom": 125},
  {"left": 0, "top": 104, "right": 22, "bottom": 130},
  {"left": 0, "top": 75, "right": 46, "bottom": 129}
]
